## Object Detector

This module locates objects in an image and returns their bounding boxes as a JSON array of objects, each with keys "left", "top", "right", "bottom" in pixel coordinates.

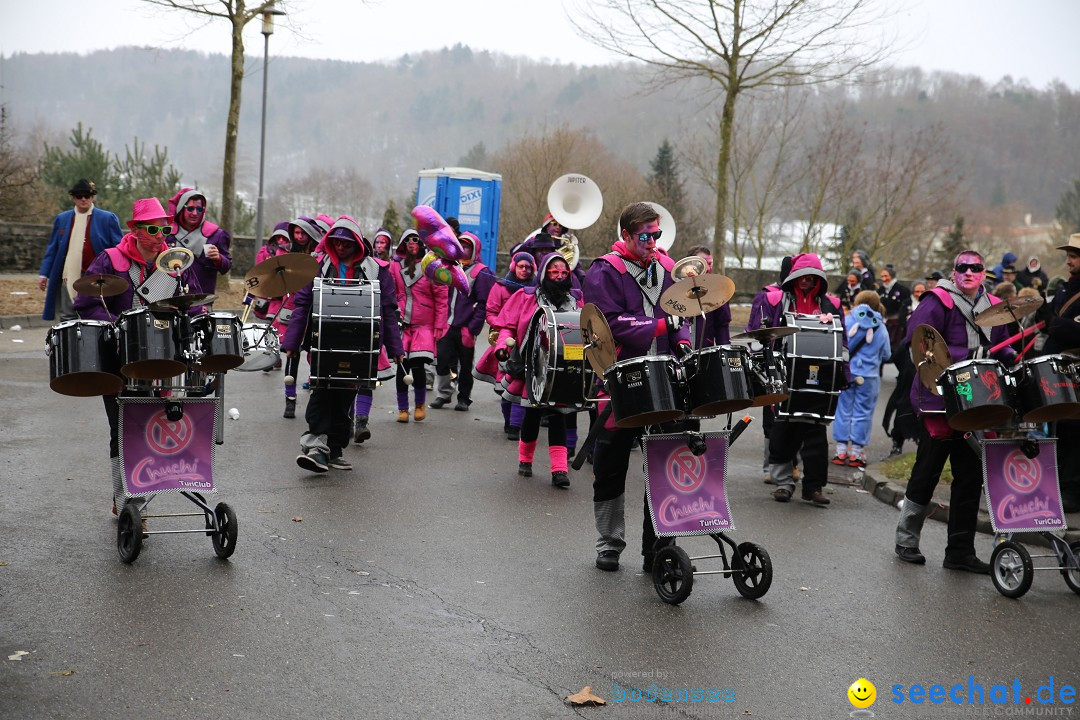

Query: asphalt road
[{"left": 2, "top": 325, "right": 1078, "bottom": 719}]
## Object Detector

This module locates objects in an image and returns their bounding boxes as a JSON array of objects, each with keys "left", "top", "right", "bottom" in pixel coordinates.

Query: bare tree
[
  {"left": 490, "top": 125, "right": 648, "bottom": 259},
  {"left": 141, "top": 0, "right": 284, "bottom": 234},
  {"left": 573, "top": 0, "right": 891, "bottom": 270}
]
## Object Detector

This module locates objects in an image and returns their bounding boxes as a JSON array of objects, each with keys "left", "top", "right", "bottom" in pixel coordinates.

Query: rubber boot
[
  {"left": 593, "top": 494, "right": 627, "bottom": 555},
  {"left": 895, "top": 498, "right": 930, "bottom": 563}
]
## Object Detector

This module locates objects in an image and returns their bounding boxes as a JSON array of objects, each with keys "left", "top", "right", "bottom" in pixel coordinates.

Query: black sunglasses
[
  {"left": 71, "top": 193, "right": 93, "bottom": 200},
  {"left": 954, "top": 263, "right": 984, "bottom": 274}
]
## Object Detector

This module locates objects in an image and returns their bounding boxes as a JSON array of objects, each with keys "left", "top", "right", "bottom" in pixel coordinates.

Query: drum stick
[
  {"left": 1019, "top": 334, "right": 1038, "bottom": 361},
  {"left": 988, "top": 321, "right": 1044, "bottom": 355}
]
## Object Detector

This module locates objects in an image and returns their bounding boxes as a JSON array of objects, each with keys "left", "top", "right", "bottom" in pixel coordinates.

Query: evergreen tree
[
  {"left": 1056, "top": 179, "right": 1080, "bottom": 236},
  {"left": 647, "top": 138, "right": 702, "bottom": 254},
  {"left": 382, "top": 199, "right": 404, "bottom": 240},
  {"left": 936, "top": 216, "right": 966, "bottom": 269}
]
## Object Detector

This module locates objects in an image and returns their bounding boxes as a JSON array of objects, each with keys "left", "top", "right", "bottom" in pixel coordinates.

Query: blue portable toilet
[{"left": 416, "top": 167, "right": 502, "bottom": 270}]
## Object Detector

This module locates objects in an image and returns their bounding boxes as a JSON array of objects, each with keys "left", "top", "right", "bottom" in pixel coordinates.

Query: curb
[
  {"left": 856, "top": 467, "right": 1080, "bottom": 548},
  {"left": 0, "top": 315, "right": 50, "bottom": 330}
]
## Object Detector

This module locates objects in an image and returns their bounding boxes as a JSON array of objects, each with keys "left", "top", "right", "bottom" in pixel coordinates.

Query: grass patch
[{"left": 876, "top": 449, "right": 953, "bottom": 486}]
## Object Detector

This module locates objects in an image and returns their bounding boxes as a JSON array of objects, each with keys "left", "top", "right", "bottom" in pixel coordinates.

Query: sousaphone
[{"left": 547, "top": 173, "right": 603, "bottom": 231}]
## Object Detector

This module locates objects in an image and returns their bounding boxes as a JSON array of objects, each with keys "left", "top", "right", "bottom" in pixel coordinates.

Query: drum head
[
  {"left": 614, "top": 408, "right": 685, "bottom": 429},
  {"left": 121, "top": 359, "right": 188, "bottom": 381},
  {"left": 750, "top": 392, "right": 789, "bottom": 408},
  {"left": 236, "top": 352, "right": 278, "bottom": 372},
  {"left": 1023, "top": 403, "right": 1080, "bottom": 423},
  {"left": 194, "top": 354, "right": 246, "bottom": 373},
  {"left": 50, "top": 372, "right": 124, "bottom": 397},
  {"left": 947, "top": 405, "right": 1014, "bottom": 432}
]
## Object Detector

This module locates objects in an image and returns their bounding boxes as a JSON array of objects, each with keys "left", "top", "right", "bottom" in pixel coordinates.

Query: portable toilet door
[{"left": 416, "top": 167, "right": 502, "bottom": 270}]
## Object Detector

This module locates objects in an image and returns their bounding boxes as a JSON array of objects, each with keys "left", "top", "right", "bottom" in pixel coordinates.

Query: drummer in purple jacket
[
  {"left": 284, "top": 217, "right": 404, "bottom": 474},
  {"left": 584, "top": 202, "right": 691, "bottom": 573},
  {"left": 894, "top": 249, "right": 1015, "bottom": 573},
  {"left": 72, "top": 197, "right": 205, "bottom": 517}
]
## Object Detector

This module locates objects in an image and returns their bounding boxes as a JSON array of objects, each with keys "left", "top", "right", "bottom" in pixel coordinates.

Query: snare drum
[
  {"left": 236, "top": 323, "right": 280, "bottom": 371},
  {"left": 747, "top": 349, "right": 789, "bottom": 407},
  {"left": 938, "top": 358, "right": 1014, "bottom": 431},
  {"left": 190, "top": 312, "right": 244, "bottom": 372},
  {"left": 777, "top": 313, "right": 845, "bottom": 421},
  {"left": 525, "top": 306, "right": 593, "bottom": 409},
  {"left": 1012, "top": 354, "right": 1080, "bottom": 423},
  {"left": 117, "top": 307, "right": 186, "bottom": 380},
  {"left": 603, "top": 355, "right": 683, "bottom": 428},
  {"left": 46, "top": 320, "right": 123, "bottom": 396},
  {"left": 308, "top": 278, "right": 381, "bottom": 388},
  {"left": 685, "top": 344, "right": 753, "bottom": 416}
]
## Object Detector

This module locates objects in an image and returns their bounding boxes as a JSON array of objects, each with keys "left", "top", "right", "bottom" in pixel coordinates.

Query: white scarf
[{"left": 63, "top": 205, "right": 93, "bottom": 297}]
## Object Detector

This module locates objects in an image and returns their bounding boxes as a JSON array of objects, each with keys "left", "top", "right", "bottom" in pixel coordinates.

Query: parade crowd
[{"left": 37, "top": 178, "right": 1080, "bottom": 575}]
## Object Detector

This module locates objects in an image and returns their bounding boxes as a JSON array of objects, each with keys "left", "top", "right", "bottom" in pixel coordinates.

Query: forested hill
[{"left": 2, "top": 45, "right": 1077, "bottom": 220}]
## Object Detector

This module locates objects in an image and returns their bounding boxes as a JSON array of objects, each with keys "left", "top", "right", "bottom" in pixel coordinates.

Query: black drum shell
[
  {"left": 190, "top": 312, "right": 244, "bottom": 372},
  {"left": 47, "top": 320, "right": 123, "bottom": 396},
  {"left": 939, "top": 359, "right": 1014, "bottom": 431},
  {"left": 686, "top": 345, "right": 754, "bottom": 416},
  {"left": 117, "top": 307, "right": 187, "bottom": 380},
  {"left": 309, "top": 281, "right": 382, "bottom": 388},
  {"left": 747, "top": 350, "right": 789, "bottom": 407},
  {"left": 603, "top": 356, "right": 684, "bottom": 429},
  {"left": 1013, "top": 355, "right": 1080, "bottom": 423}
]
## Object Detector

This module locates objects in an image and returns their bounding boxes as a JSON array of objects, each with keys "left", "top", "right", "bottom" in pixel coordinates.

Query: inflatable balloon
[
  {"left": 422, "top": 253, "right": 470, "bottom": 295},
  {"left": 412, "top": 205, "right": 464, "bottom": 262}
]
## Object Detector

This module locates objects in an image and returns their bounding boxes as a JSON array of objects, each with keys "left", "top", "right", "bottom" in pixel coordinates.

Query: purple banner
[
  {"left": 983, "top": 439, "right": 1066, "bottom": 533},
  {"left": 120, "top": 399, "right": 217, "bottom": 496},
  {"left": 644, "top": 433, "right": 735, "bottom": 536}
]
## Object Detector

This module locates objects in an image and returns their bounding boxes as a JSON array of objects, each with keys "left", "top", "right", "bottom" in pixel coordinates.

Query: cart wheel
[
  {"left": 732, "top": 542, "right": 773, "bottom": 600},
  {"left": 652, "top": 545, "right": 694, "bottom": 605},
  {"left": 211, "top": 502, "right": 238, "bottom": 559},
  {"left": 991, "top": 541, "right": 1033, "bottom": 598},
  {"left": 1061, "top": 541, "right": 1080, "bottom": 596},
  {"left": 117, "top": 504, "right": 143, "bottom": 564}
]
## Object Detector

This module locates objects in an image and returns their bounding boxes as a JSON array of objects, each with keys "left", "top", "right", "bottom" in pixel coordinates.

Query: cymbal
[
  {"left": 150, "top": 293, "right": 218, "bottom": 312},
  {"left": 580, "top": 303, "right": 616, "bottom": 376},
  {"left": 658, "top": 274, "right": 735, "bottom": 318},
  {"left": 244, "top": 253, "right": 320, "bottom": 298},
  {"left": 731, "top": 325, "right": 799, "bottom": 343},
  {"left": 911, "top": 324, "right": 951, "bottom": 396},
  {"left": 73, "top": 273, "right": 129, "bottom": 298},
  {"left": 974, "top": 295, "right": 1045, "bottom": 327}
]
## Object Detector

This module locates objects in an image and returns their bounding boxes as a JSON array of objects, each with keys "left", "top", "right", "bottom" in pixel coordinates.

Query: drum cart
[
  {"left": 645, "top": 418, "right": 773, "bottom": 605},
  {"left": 959, "top": 432, "right": 1080, "bottom": 599},
  {"left": 115, "top": 373, "right": 238, "bottom": 564}
]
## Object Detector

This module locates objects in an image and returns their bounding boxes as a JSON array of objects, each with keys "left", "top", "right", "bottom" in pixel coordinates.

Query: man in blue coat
[{"left": 37, "top": 179, "right": 123, "bottom": 321}]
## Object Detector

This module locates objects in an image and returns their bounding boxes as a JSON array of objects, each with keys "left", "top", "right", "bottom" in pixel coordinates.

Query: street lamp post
[{"left": 255, "top": 2, "right": 285, "bottom": 246}]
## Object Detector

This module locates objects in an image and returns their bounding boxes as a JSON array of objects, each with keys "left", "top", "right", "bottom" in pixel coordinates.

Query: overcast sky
[{"left": 1, "top": 0, "right": 1077, "bottom": 89}]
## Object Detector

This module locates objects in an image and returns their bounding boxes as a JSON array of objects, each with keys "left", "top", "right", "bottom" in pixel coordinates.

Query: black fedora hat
[{"left": 68, "top": 178, "right": 96, "bottom": 196}]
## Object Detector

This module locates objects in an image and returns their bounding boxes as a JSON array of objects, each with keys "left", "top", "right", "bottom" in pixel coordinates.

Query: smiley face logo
[{"left": 848, "top": 678, "right": 876, "bottom": 709}]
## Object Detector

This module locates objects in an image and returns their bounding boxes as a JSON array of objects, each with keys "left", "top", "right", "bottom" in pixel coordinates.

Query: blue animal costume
[{"left": 832, "top": 303, "right": 891, "bottom": 466}]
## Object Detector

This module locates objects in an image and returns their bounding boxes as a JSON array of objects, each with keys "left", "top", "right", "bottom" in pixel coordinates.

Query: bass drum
[{"left": 525, "top": 306, "right": 593, "bottom": 409}]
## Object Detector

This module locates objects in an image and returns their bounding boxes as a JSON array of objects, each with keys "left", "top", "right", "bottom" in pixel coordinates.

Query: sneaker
[
  {"left": 551, "top": 470, "right": 570, "bottom": 488},
  {"left": 596, "top": 550, "right": 620, "bottom": 571},
  {"left": 454, "top": 400, "right": 470, "bottom": 411},
  {"left": 353, "top": 417, "right": 370, "bottom": 444},
  {"left": 507, "top": 426, "right": 520, "bottom": 441},
  {"left": 397, "top": 409, "right": 410, "bottom": 423},
  {"left": 296, "top": 449, "right": 329, "bottom": 473},
  {"left": 943, "top": 555, "right": 991, "bottom": 574},
  {"left": 848, "top": 456, "right": 867, "bottom": 468},
  {"left": 802, "top": 490, "right": 831, "bottom": 506},
  {"left": 518, "top": 461, "right": 533, "bottom": 477},
  {"left": 429, "top": 397, "right": 450, "bottom": 409},
  {"left": 831, "top": 453, "right": 848, "bottom": 466},
  {"left": 283, "top": 397, "right": 296, "bottom": 419},
  {"left": 895, "top": 545, "right": 926, "bottom": 564},
  {"left": 327, "top": 453, "right": 352, "bottom": 471}
]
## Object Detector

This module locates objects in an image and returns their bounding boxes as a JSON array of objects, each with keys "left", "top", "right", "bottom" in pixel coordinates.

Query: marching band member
[
  {"left": 494, "top": 254, "right": 580, "bottom": 488},
  {"left": 430, "top": 232, "right": 496, "bottom": 412},
  {"left": 165, "top": 188, "right": 231, "bottom": 294},
  {"left": 389, "top": 228, "right": 449, "bottom": 423},
  {"left": 372, "top": 228, "right": 393, "bottom": 262},
  {"left": 274, "top": 216, "right": 324, "bottom": 416},
  {"left": 73, "top": 197, "right": 204, "bottom": 516},
  {"left": 755, "top": 253, "right": 846, "bottom": 507},
  {"left": 893, "top": 250, "right": 1015, "bottom": 571},
  {"left": 285, "top": 217, "right": 404, "bottom": 473},
  {"left": 684, "top": 245, "right": 731, "bottom": 346},
  {"left": 583, "top": 202, "right": 691, "bottom": 572},
  {"left": 474, "top": 252, "right": 536, "bottom": 439},
  {"left": 747, "top": 256, "right": 793, "bottom": 479}
]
